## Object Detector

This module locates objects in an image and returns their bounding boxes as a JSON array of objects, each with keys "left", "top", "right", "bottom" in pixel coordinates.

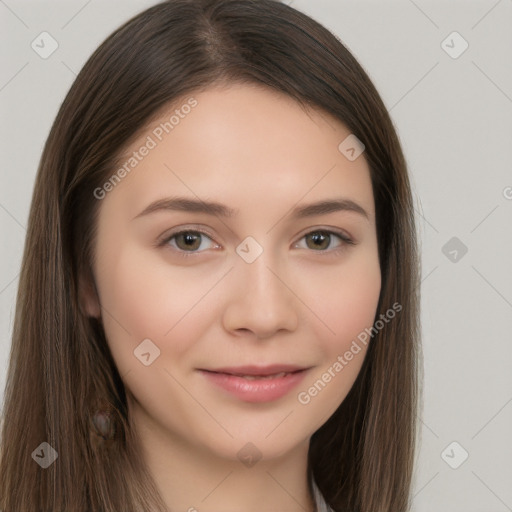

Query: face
[{"left": 84, "top": 82, "right": 381, "bottom": 462}]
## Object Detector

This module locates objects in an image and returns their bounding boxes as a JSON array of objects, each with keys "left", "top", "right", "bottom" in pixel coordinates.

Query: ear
[{"left": 79, "top": 269, "right": 101, "bottom": 319}]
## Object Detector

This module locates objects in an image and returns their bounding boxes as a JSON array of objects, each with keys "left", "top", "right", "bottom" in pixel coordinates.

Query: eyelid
[
  {"left": 156, "top": 225, "right": 219, "bottom": 251},
  {"left": 157, "top": 225, "right": 356, "bottom": 256},
  {"left": 294, "top": 226, "right": 355, "bottom": 246}
]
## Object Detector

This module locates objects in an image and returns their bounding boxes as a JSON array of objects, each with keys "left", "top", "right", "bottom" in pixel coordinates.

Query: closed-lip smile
[
  {"left": 197, "top": 364, "right": 311, "bottom": 403},
  {"left": 201, "top": 364, "right": 309, "bottom": 376}
]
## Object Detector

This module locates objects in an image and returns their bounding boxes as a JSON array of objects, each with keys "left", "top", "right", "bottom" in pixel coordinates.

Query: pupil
[
  {"left": 180, "top": 232, "right": 200, "bottom": 250},
  {"left": 309, "top": 232, "right": 328, "bottom": 250}
]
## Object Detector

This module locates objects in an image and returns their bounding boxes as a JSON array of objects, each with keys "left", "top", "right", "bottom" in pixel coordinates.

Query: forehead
[{"left": 107, "top": 83, "right": 375, "bottom": 221}]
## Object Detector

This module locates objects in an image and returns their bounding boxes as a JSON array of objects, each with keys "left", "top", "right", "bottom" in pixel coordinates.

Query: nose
[{"left": 221, "top": 250, "right": 299, "bottom": 339}]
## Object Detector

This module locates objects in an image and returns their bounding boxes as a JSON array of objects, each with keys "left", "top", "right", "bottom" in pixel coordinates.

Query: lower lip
[{"left": 199, "top": 369, "right": 309, "bottom": 403}]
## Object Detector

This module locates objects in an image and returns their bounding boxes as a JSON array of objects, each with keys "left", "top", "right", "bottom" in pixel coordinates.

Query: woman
[{"left": 0, "top": 0, "right": 421, "bottom": 510}]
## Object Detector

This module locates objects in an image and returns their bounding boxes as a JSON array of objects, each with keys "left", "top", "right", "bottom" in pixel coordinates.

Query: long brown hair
[{"left": 0, "top": 1, "right": 421, "bottom": 510}]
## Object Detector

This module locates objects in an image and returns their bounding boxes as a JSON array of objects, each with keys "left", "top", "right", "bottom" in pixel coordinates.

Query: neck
[{"left": 130, "top": 400, "right": 316, "bottom": 512}]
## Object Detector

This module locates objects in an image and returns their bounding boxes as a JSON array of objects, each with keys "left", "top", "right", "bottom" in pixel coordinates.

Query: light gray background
[{"left": 1, "top": 1, "right": 511, "bottom": 510}]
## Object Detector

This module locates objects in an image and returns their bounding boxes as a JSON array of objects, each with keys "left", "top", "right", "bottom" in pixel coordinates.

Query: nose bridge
[
  {"left": 244, "top": 250, "right": 283, "bottom": 302},
  {"left": 222, "top": 241, "right": 299, "bottom": 337}
]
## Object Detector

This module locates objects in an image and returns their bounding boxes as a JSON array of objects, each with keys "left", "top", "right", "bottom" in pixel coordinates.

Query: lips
[
  {"left": 233, "top": 372, "right": 290, "bottom": 380},
  {"left": 198, "top": 365, "right": 310, "bottom": 403},
  {"left": 201, "top": 364, "right": 308, "bottom": 378}
]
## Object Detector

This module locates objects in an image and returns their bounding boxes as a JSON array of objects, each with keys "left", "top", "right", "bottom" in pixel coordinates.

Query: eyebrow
[{"left": 134, "top": 196, "right": 369, "bottom": 220}]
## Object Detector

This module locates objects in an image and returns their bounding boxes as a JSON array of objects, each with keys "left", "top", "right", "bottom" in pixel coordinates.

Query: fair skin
[{"left": 83, "top": 83, "right": 381, "bottom": 512}]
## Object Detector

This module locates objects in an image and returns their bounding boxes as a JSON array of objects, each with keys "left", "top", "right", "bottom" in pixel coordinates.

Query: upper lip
[{"left": 200, "top": 364, "right": 309, "bottom": 376}]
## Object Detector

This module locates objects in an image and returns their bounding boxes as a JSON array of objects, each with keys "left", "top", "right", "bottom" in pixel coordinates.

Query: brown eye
[
  {"left": 305, "top": 231, "right": 332, "bottom": 250},
  {"left": 161, "top": 230, "right": 217, "bottom": 253},
  {"left": 174, "top": 231, "right": 202, "bottom": 251},
  {"left": 295, "top": 229, "right": 354, "bottom": 253}
]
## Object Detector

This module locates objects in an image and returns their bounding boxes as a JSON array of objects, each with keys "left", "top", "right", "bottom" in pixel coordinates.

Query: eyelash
[{"left": 157, "top": 227, "right": 355, "bottom": 259}]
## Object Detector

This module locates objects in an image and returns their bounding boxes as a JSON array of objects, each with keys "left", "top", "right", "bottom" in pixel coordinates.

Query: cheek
[
  {"left": 331, "top": 267, "right": 381, "bottom": 348},
  {"left": 293, "top": 249, "right": 381, "bottom": 411},
  {"left": 94, "top": 242, "right": 225, "bottom": 371},
  {"left": 298, "top": 249, "right": 381, "bottom": 350}
]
